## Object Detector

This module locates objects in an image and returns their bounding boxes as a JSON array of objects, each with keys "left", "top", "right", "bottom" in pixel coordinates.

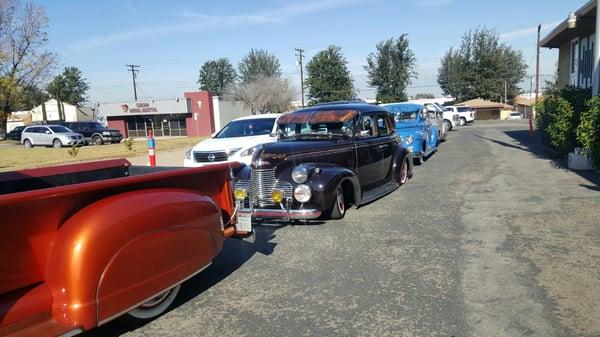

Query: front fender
[
  {"left": 294, "top": 164, "right": 361, "bottom": 210},
  {"left": 44, "top": 188, "right": 222, "bottom": 329}
]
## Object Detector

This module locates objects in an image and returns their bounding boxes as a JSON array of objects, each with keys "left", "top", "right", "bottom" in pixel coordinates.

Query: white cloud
[
  {"left": 69, "top": 0, "right": 369, "bottom": 51},
  {"left": 414, "top": 0, "right": 453, "bottom": 8},
  {"left": 500, "top": 20, "right": 562, "bottom": 41}
]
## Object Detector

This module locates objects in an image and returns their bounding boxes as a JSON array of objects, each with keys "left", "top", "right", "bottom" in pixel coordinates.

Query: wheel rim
[
  {"left": 94, "top": 136, "right": 101, "bottom": 145},
  {"left": 139, "top": 290, "right": 171, "bottom": 309},
  {"left": 400, "top": 160, "right": 408, "bottom": 184},
  {"left": 127, "top": 284, "right": 181, "bottom": 320},
  {"left": 337, "top": 189, "right": 345, "bottom": 214},
  {"left": 24, "top": 140, "right": 31, "bottom": 147},
  {"left": 53, "top": 140, "right": 61, "bottom": 148}
]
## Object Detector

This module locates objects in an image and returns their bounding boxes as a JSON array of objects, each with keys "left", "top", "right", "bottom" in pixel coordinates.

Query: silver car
[{"left": 21, "top": 125, "right": 85, "bottom": 148}]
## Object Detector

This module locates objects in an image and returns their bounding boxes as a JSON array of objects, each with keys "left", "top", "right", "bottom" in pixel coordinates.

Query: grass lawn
[{"left": 0, "top": 137, "right": 204, "bottom": 172}]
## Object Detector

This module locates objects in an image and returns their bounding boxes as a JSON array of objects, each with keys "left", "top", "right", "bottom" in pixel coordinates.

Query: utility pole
[
  {"left": 126, "top": 64, "right": 140, "bottom": 101},
  {"left": 295, "top": 48, "right": 305, "bottom": 107},
  {"left": 535, "top": 24, "right": 541, "bottom": 117},
  {"left": 504, "top": 80, "right": 507, "bottom": 104}
]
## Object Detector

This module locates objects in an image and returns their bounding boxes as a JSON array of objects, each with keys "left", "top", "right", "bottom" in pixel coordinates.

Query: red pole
[{"left": 147, "top": 128, "right": 156, "bottom": 166}]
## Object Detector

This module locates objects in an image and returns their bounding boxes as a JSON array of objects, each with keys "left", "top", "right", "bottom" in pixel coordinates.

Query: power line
[{"left": 126, "top": 64, "right": 140, "bottom": 100}]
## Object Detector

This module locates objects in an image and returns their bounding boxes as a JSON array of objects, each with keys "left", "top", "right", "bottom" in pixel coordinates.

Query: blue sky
[{"left": 38, "top": 0, "right": 582, "bottom": 103}]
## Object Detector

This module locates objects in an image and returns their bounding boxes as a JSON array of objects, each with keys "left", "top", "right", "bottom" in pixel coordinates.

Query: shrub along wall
[
  {"left": 577, "top": 97, "right": 600, "bottom": 169},
  {"left": 536, "top": 86, "right": 592, "bottom": 156}
]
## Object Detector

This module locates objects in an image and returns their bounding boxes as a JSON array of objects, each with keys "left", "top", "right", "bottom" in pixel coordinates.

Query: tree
[
  {"left": 227, "top": 76, "right": 294, "bottom": 114},
  {"left": 238, "top": 49, "right": 282, "bottom": 85},
  {"left": 16, "top": 85, "right": 48, "bottom": 110},
  {"left": 437, "top": 28, "right": 526, "bottom": 102},
  {"left": 365, "top": 35, "right": 417, "bottom": 103},
  {"left": 46, "top": 67, "right": 89, "bottom": 106},
  {"left": 0, "top": 0, "right": 56, "bottom": 130},
  {"left": 306, "top": 45, "right": 354, "bottom": 104},
  {"left": 198, "top": 58, "right": 236, "bottom": 96},
  {"left": 414, "top": 93, "right": 435, "bottom": 99}
]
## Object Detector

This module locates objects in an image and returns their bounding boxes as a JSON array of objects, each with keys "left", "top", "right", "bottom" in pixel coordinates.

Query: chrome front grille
[
  {"left": 250, "top": 168, "right": 276, "bottom": 202},
  {"left": 235, "top": 168, "right": 293, "bottom": 207},
  {"left": 194, "top": 151, "right": 229, "bottom": 163}
]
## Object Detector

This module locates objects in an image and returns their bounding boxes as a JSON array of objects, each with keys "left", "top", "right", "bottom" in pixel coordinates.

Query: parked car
[
  {"left": 5, "top": 125, "right": 24, "bottom": 141},
  {"left": 184, "top": 113, "right": 280, "bottom": 167},
  {"left": 423, "top": 103, "right": 447, "bottom": 141},
  {"left": 429, "top": 103, "right": 460, "bottom": 131},
  {"left": 508, "top": 112, "right": 524, "bottom": 120},
  {"left": 233, "top": 102, "right": 413, "bottom": 226},
  {"left": 0, "top": 159, "right": 239, "bottom": 336},
  {"left": 380, "top": 102, "right": 439, "bottom": 165},
  {"left": 62, "top": 121, "right": 123, "bottom": 145},
  {"left": 20, "top": 124, "right": 84, "bottom": 148},
  {"left": 445, "top": 105, "right": 475, "bottom": 125}
]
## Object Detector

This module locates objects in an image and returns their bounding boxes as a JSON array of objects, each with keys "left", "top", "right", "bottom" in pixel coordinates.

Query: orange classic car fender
[{"left": 44, "top": 188, "right": 223, "bottom": 330}]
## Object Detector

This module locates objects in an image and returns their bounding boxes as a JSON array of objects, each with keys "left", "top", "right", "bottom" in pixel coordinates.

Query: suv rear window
[{"left": 457, "top": 107, "right": 471, "bottom": 112}]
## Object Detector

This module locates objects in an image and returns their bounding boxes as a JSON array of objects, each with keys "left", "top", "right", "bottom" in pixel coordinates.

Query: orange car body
[{"left": 0, "top": 159, "right": 237, "bottom": 336}]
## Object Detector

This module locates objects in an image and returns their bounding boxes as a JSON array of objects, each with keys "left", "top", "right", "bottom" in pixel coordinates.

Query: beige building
[
  {"left": 31, "top": 99, "right": 94, "bottom": 122},
  {"left": 458, "top": 98, "right": 513, "bottom": 120},
  {"left": 541, "top": 0, "right": 596, "bottom": 90}
]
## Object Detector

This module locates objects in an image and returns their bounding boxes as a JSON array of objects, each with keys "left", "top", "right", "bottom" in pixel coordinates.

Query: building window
[{"left": 125, "top": 114, "right": 187, "bottom": 137}]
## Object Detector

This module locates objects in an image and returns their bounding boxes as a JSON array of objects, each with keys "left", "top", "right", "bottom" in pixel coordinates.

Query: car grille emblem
[{"left": 207, "top": 153, "right": 216, "bottom": 161}]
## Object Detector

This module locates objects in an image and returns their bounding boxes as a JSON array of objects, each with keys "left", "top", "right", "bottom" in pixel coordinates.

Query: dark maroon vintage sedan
[{"left": 233, "top": 101, "right": 413, "bottom": 227}]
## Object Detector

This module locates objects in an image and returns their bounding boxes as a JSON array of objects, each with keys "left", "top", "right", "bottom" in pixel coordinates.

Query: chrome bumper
[{"left": 239, "top": 208, "right": 321, "bottom": 220}]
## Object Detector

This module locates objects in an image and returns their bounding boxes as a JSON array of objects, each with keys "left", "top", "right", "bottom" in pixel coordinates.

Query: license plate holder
[{"left": 237, "top": 213, "right": 252, "bottom": 232}]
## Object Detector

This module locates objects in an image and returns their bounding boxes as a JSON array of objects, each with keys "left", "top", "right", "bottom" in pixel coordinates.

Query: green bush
[
  {"left": 577, "top": 97, "right": 600, "bottom": 169},
  {"left": 536, "top": 86, "right": 591, "bottom": 156},
  {"left": 536, "top": 95, "right": 576, "bottom": 155}
]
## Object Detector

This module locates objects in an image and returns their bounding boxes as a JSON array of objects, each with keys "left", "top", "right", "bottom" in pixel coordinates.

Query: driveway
[{"left": 86, "top": 121, "right": 600, "bottom": 337}]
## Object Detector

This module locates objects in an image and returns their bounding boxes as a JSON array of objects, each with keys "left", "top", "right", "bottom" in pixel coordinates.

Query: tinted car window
[
  {"left": 457, "top": 106, "right": 471, "bottom": 112},
  {"left": 215, "top": 118, "right": 275, "bottom": 138},
  {"left": 376, "top": 115, "right": 391, "bottom": 136},
  {"left": 356, "top": 114, "right": 377, "bottom": 138},
  {"left": 49, "top": 126, "right": 71, "bottom": 133}
]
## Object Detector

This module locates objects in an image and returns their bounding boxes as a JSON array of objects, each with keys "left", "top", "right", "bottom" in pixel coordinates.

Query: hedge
[{"left": 577, "top": 96, "right": 600, "bottom": 169}]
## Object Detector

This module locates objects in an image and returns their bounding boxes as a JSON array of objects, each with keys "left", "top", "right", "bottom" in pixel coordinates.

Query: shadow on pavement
[
  {"left": 82, "top": 226, "right": 280, "bottom": 336},
  {"left": 499, "top": 129, "right": 600, "bottom": 188}
]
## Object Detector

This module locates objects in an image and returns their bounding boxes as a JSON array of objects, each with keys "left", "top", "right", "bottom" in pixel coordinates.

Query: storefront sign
[{"left": 121, "top": 102, "right": 158, "bottom": 113}]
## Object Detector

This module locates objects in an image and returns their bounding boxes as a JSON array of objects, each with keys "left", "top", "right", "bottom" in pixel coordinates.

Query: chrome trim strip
[
  {"left": 239, "top": 208, "right": 321, "bottom": 220},
  {"left": 97, "top": 262, "right": 212, "bottom": 326}
]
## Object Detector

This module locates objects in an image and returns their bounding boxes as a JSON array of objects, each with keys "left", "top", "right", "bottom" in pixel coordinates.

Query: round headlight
[
  {"left": 291, "top": 166, "right": 308, "bottom": 183},
  {"left": 293, "top": 184, "right": 311, "bottom": 203},
  {"left": 405, "top": 135, "right": 414, "bottom": 145}
]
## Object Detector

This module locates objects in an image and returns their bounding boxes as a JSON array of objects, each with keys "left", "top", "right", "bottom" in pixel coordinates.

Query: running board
[{"left": 360, "top": 181, "right": 399, "bottom": 206}]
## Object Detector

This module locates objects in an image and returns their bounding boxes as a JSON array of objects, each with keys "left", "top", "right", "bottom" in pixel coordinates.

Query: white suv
[
  {"left": 445, "top": 105, "right": 475, "bottom": 126},
  {"left": 184, "top": 114, "right": 280, "bottom": 167}
]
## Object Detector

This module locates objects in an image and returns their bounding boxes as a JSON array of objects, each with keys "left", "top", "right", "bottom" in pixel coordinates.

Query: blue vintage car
[{"left": 380, "top": 102, "right": 439, "bottom": 164}]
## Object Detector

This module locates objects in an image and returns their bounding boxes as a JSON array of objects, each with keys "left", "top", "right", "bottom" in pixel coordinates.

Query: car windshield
[
  {"left": 511, "top": 112, "right": 520, "bottom": 116},
  {"left": 214, "top": 118, "right": 275, "bottom": 138},
  {"left": 381, "top": 104, "right": 421, "bottom": 121},
  {"left": 278, "top": 121, "right": 352, "bottom": 140},
  {"left": 49, "top": 126, "right": 71, "bottom": 133},
  {"left": 91, "top": 122, "right": 104, "bottom": 129}
]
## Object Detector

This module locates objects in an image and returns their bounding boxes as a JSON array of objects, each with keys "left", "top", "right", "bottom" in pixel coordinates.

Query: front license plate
[{"left": 237, "top": 213, "right": 252, "bottom": 232}]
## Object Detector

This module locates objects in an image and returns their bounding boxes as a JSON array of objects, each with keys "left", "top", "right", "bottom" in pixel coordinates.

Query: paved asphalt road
[{"left": 86, "top": 121, "right": 600, "bottom": 337}]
